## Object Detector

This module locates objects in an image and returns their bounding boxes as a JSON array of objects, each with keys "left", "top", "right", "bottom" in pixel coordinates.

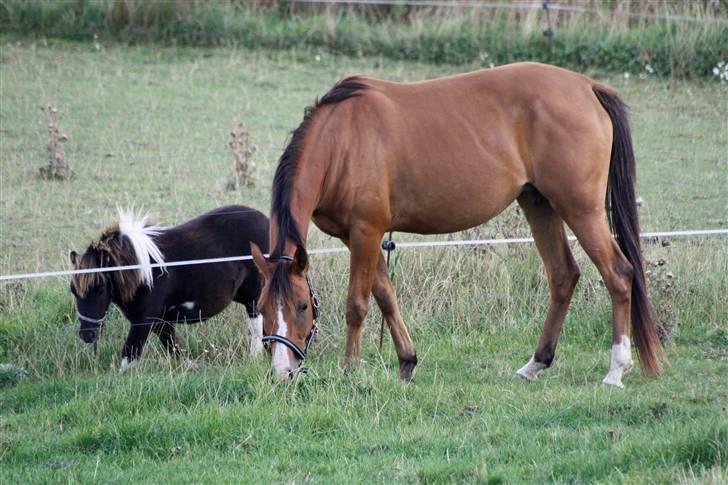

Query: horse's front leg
[
  {"left": 153, "top": 321, "right": 183, "bottom": 357},
  {"left": 343, "top": 224, "right": 384, "bottom": 373},
  {"left": 121, "top": 322, "right": 153, "bottom": 371}
]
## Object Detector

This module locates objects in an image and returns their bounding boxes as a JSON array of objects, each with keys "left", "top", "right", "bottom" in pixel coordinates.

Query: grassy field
[{"left": 1, "top": 39, "right": 727, "bottom": 483}]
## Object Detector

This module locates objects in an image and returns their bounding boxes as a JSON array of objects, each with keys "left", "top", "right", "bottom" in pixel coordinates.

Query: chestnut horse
[{"left": 251, "top": 62, "right": 662, "bottom": 387}]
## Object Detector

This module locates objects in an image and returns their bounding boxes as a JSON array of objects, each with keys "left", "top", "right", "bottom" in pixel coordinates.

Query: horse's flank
[{"left": 72, "top": 209, "right": 166, "bottom": 303}]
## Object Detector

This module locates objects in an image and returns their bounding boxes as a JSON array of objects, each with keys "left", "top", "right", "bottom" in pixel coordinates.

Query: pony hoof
[
  {"left": 516, "top": 357, "right": 546, "bottom": 381},
  {"left": 120, "top": 357, "right": 142, "bottom": 372},
  {"left": 398, "top": 354, "right": 418, "bottom": 381},
  {"left": 250, "top": 342, "right": 264, "bottom": 357}
]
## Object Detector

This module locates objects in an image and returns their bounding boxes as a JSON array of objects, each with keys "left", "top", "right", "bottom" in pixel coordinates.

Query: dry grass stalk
[
  {"left": 226, "top": 122, "right": 257, "bottom": 190},
  {"left": 39, "top": 104, "right": 72, "bottom": 180},
  {"left": 646, "top": 252, "right": 678, "bottom": 345}
]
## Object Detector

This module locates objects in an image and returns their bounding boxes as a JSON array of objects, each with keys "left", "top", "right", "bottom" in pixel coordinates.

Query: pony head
[{"left": 69, "top": 209, "right": 165, "bottom": 345}]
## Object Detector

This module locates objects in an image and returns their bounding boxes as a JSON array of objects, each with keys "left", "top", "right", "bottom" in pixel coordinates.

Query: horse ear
[
  {"left": 69, "top": 250, "right": 78, "bottom": 265},
  {"left": 293, "top": 245, "right": 308, "bottom": 273},
  {"left": 250, "top": 242, "right": 270, "bottom": 279}
]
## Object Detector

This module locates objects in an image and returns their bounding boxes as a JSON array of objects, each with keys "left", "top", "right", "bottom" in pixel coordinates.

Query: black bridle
[{"left": 261, "top": 255, "right": 321, "bottom": 362}]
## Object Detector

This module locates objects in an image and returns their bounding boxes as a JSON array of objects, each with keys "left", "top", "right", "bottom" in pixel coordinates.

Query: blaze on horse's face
[
  {"left": 69, "top": 250, "right": 113, "bottom": 344},
  {"left": 251, "top": 243, "right": 315, "bottom": 379}
]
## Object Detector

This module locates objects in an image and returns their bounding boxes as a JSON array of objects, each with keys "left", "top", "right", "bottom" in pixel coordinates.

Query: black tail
[{"left": 593, "top": 85, "right": 662, "bottom": 376}]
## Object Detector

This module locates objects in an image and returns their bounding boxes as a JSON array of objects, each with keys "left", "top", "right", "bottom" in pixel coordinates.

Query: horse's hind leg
[
  {"left": 516, "top": 191, "right": 581, "bottom": 381},
  {"left": 372, "top": 253, "right": 418, "bottom": 380},
  {"left": 235, "top": 268, "right": 264, "bottom": 357},
  {"left": 563, "top": 211, "right": 635, "bottom": 388}
]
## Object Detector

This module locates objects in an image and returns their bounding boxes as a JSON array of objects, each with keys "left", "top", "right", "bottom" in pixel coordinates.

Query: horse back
[{"left": 312, "top": 63, "right": 613, "bottom": 234}]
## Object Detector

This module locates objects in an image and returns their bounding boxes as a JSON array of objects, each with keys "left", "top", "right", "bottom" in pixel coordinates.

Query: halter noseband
[
  {"left": 77, "top": 311, "right": 107, "bottom": 326},
  {"left": 261, "top": 254, "right": 321, "bottom": 362}
]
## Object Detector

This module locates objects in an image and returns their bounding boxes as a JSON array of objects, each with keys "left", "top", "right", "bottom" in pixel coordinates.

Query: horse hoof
[
  {"left": 516, "top": 357, "right": 546, "bottom": 381},
  {"left": 398, "top": 354, "right": 418, "bottom": 381},
  {"left": 602, "top": 373, "right": 625, "bottom": 388}
]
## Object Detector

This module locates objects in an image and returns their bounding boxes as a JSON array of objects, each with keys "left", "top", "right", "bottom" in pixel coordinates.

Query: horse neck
[{"left": 270, "top": 152, "right": 324, "bottom": 257}]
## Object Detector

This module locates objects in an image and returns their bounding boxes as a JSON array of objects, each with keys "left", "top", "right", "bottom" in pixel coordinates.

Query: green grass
[
  {"left": 1, "top": 0, "right": 727, "bottom": 78},
  {"left": 1, "top": 40, "right": 727, "bottom": 483}
]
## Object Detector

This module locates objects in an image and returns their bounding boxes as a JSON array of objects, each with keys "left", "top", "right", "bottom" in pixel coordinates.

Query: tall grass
[{"left": 0, "top": 0, "right": 726, "bottom": 77}]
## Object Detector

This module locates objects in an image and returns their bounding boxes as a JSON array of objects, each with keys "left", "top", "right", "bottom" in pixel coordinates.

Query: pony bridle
[
  {"left": 261, "top": 255, "right": 320, "bottom": 363},
  {"left": 77, "top": 311, "right": 107, "bottom": 328}
]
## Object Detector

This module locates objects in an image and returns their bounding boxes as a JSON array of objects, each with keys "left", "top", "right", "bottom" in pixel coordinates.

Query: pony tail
[{"left": 593, "top": 84, "right": 662, "bottom": 376}]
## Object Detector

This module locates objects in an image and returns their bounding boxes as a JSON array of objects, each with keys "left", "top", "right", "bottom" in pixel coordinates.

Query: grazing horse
[
  {"left": 70, "top": 205, "right": 269, "bottom": 370},
  {"left": 250, "top": 62, "right": 662, "bottom": 387}
]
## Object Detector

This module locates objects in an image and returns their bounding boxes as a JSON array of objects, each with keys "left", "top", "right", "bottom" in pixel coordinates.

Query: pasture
[{"left": 1, "top": 39, "right": 726, "bottom": 483}]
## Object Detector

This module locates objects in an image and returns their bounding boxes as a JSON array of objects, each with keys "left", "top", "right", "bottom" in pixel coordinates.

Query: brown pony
[{"left": 251, "top": 62, "right": 662, "bottom": 387}]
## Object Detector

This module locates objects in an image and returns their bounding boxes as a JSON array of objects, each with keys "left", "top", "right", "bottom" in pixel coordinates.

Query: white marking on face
[
  {"left": 248, "top": 315, "right": 263, "bottom": 357},
  {"left": 120, "top": 357, "right": 141, "bottom": 372},
  {"left": 271, "top": 302, "right": 294, "bottom": 378},
  {"left": 516, "top": 356, "right": 547, "bottom": 381},
  {"left": 602, "top": 335, "right": 633, "bottom": 388},
  {"left": 181, "top": 301, "right": 195, "bottom": 310}
]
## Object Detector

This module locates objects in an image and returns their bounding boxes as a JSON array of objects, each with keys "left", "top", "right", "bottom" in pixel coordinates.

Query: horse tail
[{"left": 593, "top": 84, "right": 662, "bottom": 376}]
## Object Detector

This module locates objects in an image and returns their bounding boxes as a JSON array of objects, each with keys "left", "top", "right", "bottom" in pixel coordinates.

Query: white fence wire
[{"left": 1, "top": 229, "right": 725, "bottom": 282}]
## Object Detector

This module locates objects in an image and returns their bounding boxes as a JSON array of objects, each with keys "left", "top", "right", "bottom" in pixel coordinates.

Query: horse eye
[{"left": 298, "top": 302, "right": 308, "bottom": 313}]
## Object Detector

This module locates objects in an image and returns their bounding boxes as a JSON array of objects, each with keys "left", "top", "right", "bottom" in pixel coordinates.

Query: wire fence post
[
  {"left": 379, "top": 232, "right": 396, "bottom": 352},
  {"left": 542, "top": 1, "right": 554, "bottom": 60}
]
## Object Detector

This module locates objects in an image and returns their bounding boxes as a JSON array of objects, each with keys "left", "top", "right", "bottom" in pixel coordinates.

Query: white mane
[{"left": 117, "top": 208, "right": 167, "bottom": 287}]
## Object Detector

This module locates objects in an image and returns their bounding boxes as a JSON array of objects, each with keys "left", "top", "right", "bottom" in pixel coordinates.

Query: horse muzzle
[
  {"left": 77, "top": 312, "right": 107, "bottom": 343},
  {"left": 79, "top": 326, "right": 101, "bottom": 343},
  {"left": 264, "top": 324, "right": 318, "bottom": 379}
]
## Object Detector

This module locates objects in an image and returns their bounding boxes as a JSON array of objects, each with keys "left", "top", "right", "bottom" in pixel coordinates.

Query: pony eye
[{"left": 298, "top": 302, "right": 309, "bottom": 313}]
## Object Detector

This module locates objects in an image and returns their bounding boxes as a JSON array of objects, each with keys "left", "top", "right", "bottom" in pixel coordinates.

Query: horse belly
[{"left": 390, "top": 162, "right": 522, "bottom": 234}]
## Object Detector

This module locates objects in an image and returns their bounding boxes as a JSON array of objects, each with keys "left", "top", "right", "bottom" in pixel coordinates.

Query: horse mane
[
  {"left": 271, "top": 76, "right": 368, "bottom": 259},
  {"left": 268, "top": 76, "right": 368, "bottom": 303},
  {"left": 72, "top": 209, "right": 166, "bottom": 303}
]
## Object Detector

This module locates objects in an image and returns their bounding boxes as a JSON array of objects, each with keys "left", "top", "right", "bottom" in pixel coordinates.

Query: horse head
[{"left": 251, "top": 243, "right": 319, "bottom": 379}]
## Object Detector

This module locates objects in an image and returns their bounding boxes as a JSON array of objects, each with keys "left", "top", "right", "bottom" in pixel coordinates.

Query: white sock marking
[
  {"left": 516, "top": 356, "right": 547, "bottom": 381},
  {"left": 272, "top": 303, "right": 293, "bottom": 378},
  {"left": 181, "top": 301, "right": 195, "bottom": 310},
  {"left": 249, "top": 315, "right": 263, "bottom": 356},
  {"left": 120, "top": 357, "right": 141, "bottom": 372},
  {"left": 602, "top": 335, "right": 633, "bottom": 388}
]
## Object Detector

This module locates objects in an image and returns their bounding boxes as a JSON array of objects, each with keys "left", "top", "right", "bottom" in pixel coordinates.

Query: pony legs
[
  {"left": 121, "top": 322, "right": 153, "bottom": 371},
  {"left": 153, "top": 322, "right": 183, "bottom": 356},
  {"left": 516, "top": 192, "right": 580, "bottom": 380},
  {"left": 371, "top": 253, "right": 418, "bottom": 380}
]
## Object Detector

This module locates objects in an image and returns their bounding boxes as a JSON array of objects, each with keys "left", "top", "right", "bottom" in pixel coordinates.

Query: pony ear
[
  {"left": 250, "top": 242, "right": 270, "bottom": 279},
  {"left": 69, "top": 250, "right": 78, "bottom": 265},
  {"left": 293, "top": 245, "right": 308, "bottom": 273}
]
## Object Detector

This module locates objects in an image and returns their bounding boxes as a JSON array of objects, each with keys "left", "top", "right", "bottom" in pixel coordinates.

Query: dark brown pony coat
[
  {"left": 253, "top": 62, "right": 661, "bottom": 384},
  {"left": 71, "top": 205, "right": 269, "bottom": 367}
]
